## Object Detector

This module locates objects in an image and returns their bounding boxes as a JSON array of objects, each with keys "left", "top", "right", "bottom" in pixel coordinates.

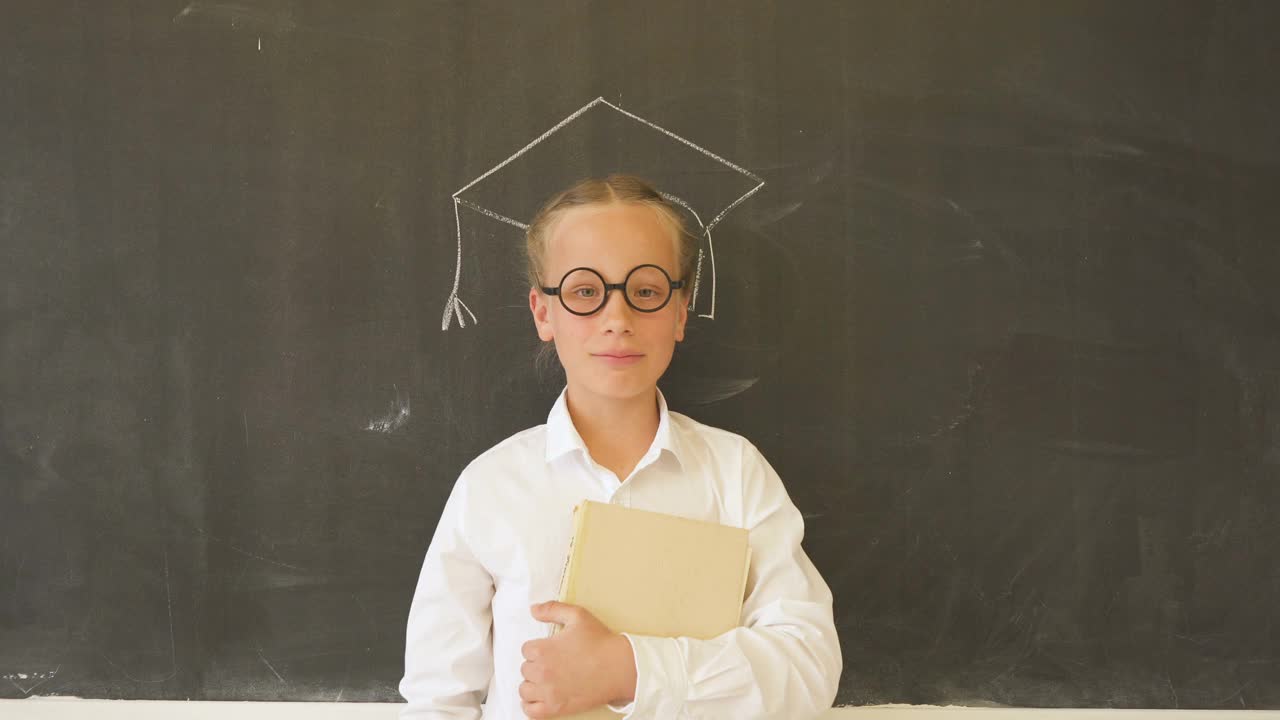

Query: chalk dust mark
[
  {"left": 882, "top": 360, "right": 987, "bottom": 450},
  {"left": 172, "top": 2, "right": 297, "bottom": 31},
  {"left": 94, "top": 548, "right": 179, "bottom": 684},
  {"left": 3, "top": 665, "right": 60, "bottom": 695},
  {"left": 173, "top": 1, "right": 403, "bottom": 48},
  {"left": 753, "top": 199, "right": 805, "bottom": 227},
  {"left": 162, "top": 549, "right": 177, "bottom": 680},
  {"left": 195, "top": 529, "right": 308, "bottom": 571},
  {"left": 689, "top": 376, "right": 761, "bottom": 404},
  {"left": 367, "top": 385, "right": 411, "bottom": 433},
  {"left": 99, "top": 645, "right": 176, "bottom": 684},
  {"left": 257, "top": 649, "right": 286, "bottom": 683}
]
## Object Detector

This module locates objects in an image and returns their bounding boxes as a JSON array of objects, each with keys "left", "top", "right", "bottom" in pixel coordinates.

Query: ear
[
  {"left": 530, "top": 286, "right": 555, "bottom": 342},
  {"left": 673, "top": 293, "right": 689, "bottom": 342}
]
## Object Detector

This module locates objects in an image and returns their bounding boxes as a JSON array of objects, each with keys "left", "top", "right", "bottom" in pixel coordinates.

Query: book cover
[{"left": 550, "top": 500, "right": 752, "bottom": 718}]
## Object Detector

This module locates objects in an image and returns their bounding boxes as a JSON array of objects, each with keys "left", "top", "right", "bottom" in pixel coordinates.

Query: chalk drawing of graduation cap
[{"left": 441, "top": 97, "right": 764, "bottom": 330}]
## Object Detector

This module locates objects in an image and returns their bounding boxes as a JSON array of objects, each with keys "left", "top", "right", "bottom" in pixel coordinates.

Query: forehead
[{"left": 544, "top": 202, "right": 678, "bottom": 277}]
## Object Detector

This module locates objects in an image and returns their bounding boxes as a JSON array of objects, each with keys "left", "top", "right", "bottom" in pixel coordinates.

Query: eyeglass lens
[{"left": 559, "top": 266, "right": 672, "bottom": 314}]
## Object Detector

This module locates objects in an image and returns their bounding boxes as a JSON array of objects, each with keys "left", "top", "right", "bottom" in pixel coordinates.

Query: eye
[
  {"left": 634, "top": 288, "right": 659, "bottom": 299},
  {"left": 571, "top": 286, "right": 598, "bottom": 298}
]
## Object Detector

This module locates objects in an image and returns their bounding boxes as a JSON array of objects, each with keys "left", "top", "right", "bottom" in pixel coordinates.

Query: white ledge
[{"left": 3, "top": 699, "right": 1278, "bottom": 719}]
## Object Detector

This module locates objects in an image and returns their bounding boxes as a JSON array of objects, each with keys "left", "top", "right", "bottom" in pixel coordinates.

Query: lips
[{"left": 592, "top": 352, "right": 645, "bottom": 366}]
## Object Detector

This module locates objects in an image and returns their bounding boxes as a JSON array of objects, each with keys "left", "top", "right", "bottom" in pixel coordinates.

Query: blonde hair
[{"left": 525, "top": 174, "right": 698, "bottom": 293}]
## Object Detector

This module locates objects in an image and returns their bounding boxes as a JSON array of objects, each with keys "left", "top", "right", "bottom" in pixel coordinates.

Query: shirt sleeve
[
  {"left": 399, "top": 470, "right": 496, "bottom": 720},
  {"left": 608, "top": 441, "right": 843, "bottom": 719}
]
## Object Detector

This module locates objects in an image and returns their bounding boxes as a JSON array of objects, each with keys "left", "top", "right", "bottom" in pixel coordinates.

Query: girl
[{"left": 400, "top": 175, "right": 841, "bottom": 719}]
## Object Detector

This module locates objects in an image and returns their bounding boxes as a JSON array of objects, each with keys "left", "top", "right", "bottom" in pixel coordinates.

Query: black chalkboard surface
[{"left": 3, "top": 0, "right": 1279, "bottom": 709}]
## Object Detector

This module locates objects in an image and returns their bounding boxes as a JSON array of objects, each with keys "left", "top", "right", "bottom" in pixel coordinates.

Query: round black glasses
[{"left": 541, "top": 264, "right": 685, "bottom": 316}]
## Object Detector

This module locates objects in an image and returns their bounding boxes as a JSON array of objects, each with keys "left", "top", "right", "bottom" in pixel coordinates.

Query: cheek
[
  {"left": 548, "top": 313, "right": 591, "bottom": 347},
  {"left": 641, "top": 316, "right": 682, "bottom": 346}
]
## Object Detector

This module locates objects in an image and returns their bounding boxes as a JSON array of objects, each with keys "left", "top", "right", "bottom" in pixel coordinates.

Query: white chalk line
[
  {"left": 457, "top": 298, "right": 476, "bottom": 324},
  {"left": 700, "top": 225, "right": 717, "bottom": 319},
  {"left": 660, "top": 193, "right": 714, "bottom": 318},
  {"left": 690, "top": 249, "right": 704, "bottom": 311},
  {"left": 443, "top": 97, "right": 763, "bottom": 329},
  {"left": 448, "top": 198, "right": 463, "bottom": 296},
  {"left": 453, "top": 98, "right": 606, "bottom": 198},
  {"left": 707, "top": 180, "right": 765, "bottom": 231},
  {"left": 456, "top": 196, "right": 529, "bottom": 230},
  {"left": 598, "top": 99, "right": 764, "bottom": 184},
  {"left": 442, "top": 199, "right": 464, "bottom": 331},
  {"left": 441, "top": 198, "right": 486, "bottom": 329}
]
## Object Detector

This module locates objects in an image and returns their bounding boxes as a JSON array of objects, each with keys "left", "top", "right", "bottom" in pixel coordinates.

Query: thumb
[{"left": 530, "top": 600, "right": 579, "bottom": 625}]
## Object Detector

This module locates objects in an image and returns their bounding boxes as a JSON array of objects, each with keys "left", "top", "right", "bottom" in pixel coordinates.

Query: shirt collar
[{"left": 544, "top": 386, "right": 684, "bottom": 469}]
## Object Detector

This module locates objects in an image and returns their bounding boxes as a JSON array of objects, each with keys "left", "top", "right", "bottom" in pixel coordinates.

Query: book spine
[
  {"left": 737, "top": 543, "right": 753, "bottom": 624},
  {"left": 550, "top": 502, "right": 586, "bottom": 636}
]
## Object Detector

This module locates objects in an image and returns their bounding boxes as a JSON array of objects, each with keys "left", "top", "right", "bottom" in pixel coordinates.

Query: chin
[{"left": 583, "top": 373, "right": 659, "bottom": 401}]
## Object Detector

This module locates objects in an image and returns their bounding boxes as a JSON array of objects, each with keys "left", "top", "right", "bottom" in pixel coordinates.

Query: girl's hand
[{"left": 520, "top": 601, "right": 637, "bottom": 718}]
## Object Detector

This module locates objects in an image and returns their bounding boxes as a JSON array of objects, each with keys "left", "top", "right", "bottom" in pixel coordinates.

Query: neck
[{"left": 564, "top": 385, "right": 661, "bottom": 475}]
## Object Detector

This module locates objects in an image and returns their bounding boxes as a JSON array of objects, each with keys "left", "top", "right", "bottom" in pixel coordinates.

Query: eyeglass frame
[{"left": 540, "top": 264, "right": 686, "bottom": 316}]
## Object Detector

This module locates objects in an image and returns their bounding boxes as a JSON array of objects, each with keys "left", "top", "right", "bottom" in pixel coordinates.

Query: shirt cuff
[
  {"left": 605, "top": 633, "right": 687, "bottom": 719},
  {"left": 605, "top": 699, "right": 636, "bottom": 715}
]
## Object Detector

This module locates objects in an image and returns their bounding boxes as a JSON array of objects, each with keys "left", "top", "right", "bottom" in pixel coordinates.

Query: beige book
[{"left": 550, "top": 500, "right": 752, "bottom": 719}]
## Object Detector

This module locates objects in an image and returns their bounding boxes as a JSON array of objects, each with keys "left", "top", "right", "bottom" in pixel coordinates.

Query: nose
[{"left": 598, "top": 288, "right": 635, "bottom": 335}]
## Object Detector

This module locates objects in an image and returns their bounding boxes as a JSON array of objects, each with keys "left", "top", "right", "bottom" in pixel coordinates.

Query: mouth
[{"left": 593, "top": 352, "right": 645, "bottom": 365}]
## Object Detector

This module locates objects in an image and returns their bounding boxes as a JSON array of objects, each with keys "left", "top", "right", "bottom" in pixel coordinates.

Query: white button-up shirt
[{"left": 399, "top": 387, "right": 842, "bottom": 719}]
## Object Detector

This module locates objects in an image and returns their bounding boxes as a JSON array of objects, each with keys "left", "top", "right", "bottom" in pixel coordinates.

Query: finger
[
  {"left": 520, "top": 659, "right": 542, "bottom": 683},
  {"left": 522, "top": 699, "right": 551, "bottom": 720},
  {"left": 521, "top": 638, "right": 541, "bottom": 661},
  {"left": 518, "top": 679, "right": 542, "bottom": 703}
]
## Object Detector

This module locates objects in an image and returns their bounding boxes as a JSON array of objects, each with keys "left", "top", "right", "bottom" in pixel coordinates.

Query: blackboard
[{"left": 3, "top": 0, "right": 1279, "bottom": 709}]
